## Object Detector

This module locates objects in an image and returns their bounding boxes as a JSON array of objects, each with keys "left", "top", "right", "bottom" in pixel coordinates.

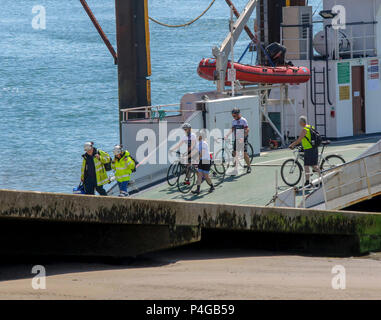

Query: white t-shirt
[
  {"left": 198, "top": 140, "right": 210, "bottom": 162},
  {"left": 232, "top": 116, "right": 249, "bottom": 131},
  {"left": 181, "top": 132, "right": 197, "bottom": 144},
  {"left": 232, "top": 116, "right": 249, "bottom": 139},
  {"left": 181, "top": 133, "right": 197, "bottom": 156}
]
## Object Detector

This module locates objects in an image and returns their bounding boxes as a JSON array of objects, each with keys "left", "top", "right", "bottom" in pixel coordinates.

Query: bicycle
[
  {"left": 168, "top": 151, "right": 226, "bottom": 194},
  {"left": 167, "top": 151, "right": 182, "bottom": 186},
  {"left": 214, "top": 137, "right": 254, "bottom": 172},
  {"left": 176, "top": 163, "right": 198, "bottom": 194},
  {"left": 280, "top": 140, "right": 345, "bottom": 187}
]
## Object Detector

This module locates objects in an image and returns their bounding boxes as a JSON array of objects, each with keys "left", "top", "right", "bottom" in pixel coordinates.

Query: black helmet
[{"left": 232, "top": 108, "right": 240, "bottom": 115}]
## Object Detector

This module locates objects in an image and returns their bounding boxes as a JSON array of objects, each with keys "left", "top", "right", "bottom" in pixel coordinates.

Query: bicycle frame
[
  {"left": 293, "top": 144, "right": 328, "bottom": 168},
  {"left": 216, "top": 137, "right": 243, "bottom": 166}
]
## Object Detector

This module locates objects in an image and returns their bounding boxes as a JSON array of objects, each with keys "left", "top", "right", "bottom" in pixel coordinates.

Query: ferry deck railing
[
  {"left": 121, "top": 103, "right": 181, "bottom": 122},
  {"left": 328, "top": 22, "right": 378, "bottom": 60},
  {"left": 280, "top": 20, "right": 378, "bottom": 60}
]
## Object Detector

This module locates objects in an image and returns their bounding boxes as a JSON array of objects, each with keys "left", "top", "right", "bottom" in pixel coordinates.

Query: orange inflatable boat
[{"left": 197, "top": 58, "right": 311, "bottom": 85}]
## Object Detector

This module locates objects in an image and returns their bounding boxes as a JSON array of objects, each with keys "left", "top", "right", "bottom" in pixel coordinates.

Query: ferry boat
[{"left": 116, "top": 0, "right": 381, "bottom": 199}]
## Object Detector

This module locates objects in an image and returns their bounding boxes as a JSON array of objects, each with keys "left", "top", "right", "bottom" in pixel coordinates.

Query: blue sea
[{"left": 0, "top": 0, "right": 322, "bottom": 193}]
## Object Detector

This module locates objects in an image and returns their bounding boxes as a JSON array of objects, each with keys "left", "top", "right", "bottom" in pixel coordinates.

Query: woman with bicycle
[
  {"left": 191, "top": 130, "right": 215, "bottom": 195},
  {"left": 289, "top": 116, "right": 320, "bottom": 187}
]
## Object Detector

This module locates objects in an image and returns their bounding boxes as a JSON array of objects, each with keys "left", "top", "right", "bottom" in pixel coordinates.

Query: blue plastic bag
[{"left": 73, "top": 183, "right": 85, "bottom": 194}]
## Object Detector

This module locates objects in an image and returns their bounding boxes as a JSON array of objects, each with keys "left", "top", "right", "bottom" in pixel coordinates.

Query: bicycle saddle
[{"left": 322, "top": 140, "right": 331, "bottom": 145}]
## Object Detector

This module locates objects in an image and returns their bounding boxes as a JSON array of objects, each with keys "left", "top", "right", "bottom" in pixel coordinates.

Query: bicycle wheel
[
  {"left": 214, "top": 149, "right": 231, "bottom": 173},
  {"left": 234, "top": 142, "right": 254, "bottom": 168},
  {"left": 321, "top": 155, "right": 345, "bottom": 171},
  {"left": 281, "top": 159, "right": 303, "bottom": 187},
  {"left": 177, "top": 167, "right": 196, "bottom": 194},
  {"left": 167, "top": 162, "right": 180, "bottom": 186},
  {"left": 210, "top": 165, "right": 225, "bottom": 186},
  {"left": 246, "top": 142, "right": 254, "bottom": 163},
  {"left": 212, "top": 159, "right": 226, "bottom": 176}
]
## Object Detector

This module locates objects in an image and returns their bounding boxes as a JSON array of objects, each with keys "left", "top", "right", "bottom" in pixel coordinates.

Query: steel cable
[{"left": 148, "top": 0, "right": 216, "bottom": 28}]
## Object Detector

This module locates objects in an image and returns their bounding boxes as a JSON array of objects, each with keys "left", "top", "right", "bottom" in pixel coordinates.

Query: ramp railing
[{"left": 313, "top": 151, "right": 381, "bottom": 210}]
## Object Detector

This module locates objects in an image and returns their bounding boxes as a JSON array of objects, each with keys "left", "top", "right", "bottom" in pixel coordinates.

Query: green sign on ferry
[{"left": 337, "top": 62, "right": 351, "bottom": 84}]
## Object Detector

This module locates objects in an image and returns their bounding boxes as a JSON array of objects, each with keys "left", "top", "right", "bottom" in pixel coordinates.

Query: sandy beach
[{"left": 0, "top": 248, "right": 380, "bottom": 300}]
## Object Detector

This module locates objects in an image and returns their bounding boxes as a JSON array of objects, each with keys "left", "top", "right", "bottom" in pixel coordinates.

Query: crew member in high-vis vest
[
  {"left": 111, "top": 145, "right": 135, "bottom": 197},
  {"left": 81, "top": 141, "right": 110, "bottom": 195},
  {"left": 289, "top": 116, "right": 320, "bottom": 187}
]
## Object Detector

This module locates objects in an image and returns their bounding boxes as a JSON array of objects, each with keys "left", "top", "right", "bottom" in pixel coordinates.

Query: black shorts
[
  {"left": 304, "top": 148, "right": 318, "bottom": 166},
  {"left": 233, "top": 137, "right": 248, "bottom": 153},
  {"left": 198, "top": 161, "right": 211, "bottom": 173}
]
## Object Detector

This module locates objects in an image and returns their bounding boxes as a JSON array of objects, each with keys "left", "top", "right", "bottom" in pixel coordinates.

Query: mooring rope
[{"left": 148, "top": 0, "right": 216, "bottom": 28}]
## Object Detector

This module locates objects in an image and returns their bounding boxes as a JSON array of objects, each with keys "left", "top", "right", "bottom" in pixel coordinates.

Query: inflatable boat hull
[{"left": 197, "top": 58, "right": 311, "bottom": 85}]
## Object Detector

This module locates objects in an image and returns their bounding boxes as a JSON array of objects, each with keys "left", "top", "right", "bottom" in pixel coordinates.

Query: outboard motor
[{"left": 265, "top": 42, "right": 288, "bottom": 66}]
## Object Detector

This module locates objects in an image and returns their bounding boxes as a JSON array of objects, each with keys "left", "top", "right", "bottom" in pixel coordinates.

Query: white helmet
[
  {"left": 113, "top": 145, "right": 123, "bottom": 155},
  {"left": 84, "top": 141, "right": 94, "bottom": 152},
  {"left": 182, "top": 123, "right": 191, "bottom": 130}
]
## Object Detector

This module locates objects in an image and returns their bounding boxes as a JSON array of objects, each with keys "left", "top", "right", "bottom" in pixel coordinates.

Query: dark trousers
[{"left": 84, "top": 180, "right": 107, "bottom": 196}]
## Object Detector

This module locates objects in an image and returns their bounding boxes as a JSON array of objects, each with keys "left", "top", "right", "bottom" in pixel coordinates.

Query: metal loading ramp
[{"left": 305, "top": 139, "right": 381, "bottom": 210}]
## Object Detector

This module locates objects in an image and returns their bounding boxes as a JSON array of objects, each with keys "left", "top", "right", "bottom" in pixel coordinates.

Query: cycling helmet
[
  {"left": 182, "top": 123, "right": 192, "bottom": 130},
  {"left": 232, "top": 108, "right": 240, "bottom": 115}
]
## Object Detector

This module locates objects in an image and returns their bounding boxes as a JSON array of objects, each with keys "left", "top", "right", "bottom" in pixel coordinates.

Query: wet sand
[{"left": 0, "top": 248, "right": 380, "bottom": 300}]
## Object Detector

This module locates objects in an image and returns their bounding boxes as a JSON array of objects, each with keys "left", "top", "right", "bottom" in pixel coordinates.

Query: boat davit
[{"left": 197, "top": 58, "right": 311, "bottom": 85}]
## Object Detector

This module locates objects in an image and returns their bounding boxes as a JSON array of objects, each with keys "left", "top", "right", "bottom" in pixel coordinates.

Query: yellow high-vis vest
[
  {"left": 302, "top": 125, "right": 314, "bottom": 150},
  {"left": 111, "top": 151, "right": 135, "bottom": 182},
  {"left": 81, "top": 149, "right": 111, "bottom": 186}
]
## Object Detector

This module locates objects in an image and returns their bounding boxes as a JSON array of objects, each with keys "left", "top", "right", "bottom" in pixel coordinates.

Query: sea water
[{"left": 0, "top": 0, "right": 322, "bottom": 193}]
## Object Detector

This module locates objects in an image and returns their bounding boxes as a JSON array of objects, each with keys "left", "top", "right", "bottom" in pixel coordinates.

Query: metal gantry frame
[{"left": 213, "top": 0, "right": 258, "bottom": 93}]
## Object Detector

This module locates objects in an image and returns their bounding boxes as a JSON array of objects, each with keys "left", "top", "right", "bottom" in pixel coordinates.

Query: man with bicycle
[
  {"left": 225, "top": 108, "right": 252, "bottom": 175},
  {"left": 289, "top": 116, "right": 320, "bottom": 187},
  {"left": 169, "top": 122, "right": 197, "bottom": 185}
]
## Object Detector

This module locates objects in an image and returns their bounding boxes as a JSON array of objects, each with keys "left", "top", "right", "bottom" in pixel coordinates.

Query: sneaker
[
  {"left": 231, "top": 169, "right": 239, "bottom": 176},
  {"left": 118, "top": 192, "right": 129, "bottom": 197},
  {"left": 191, "top": 189, "right": 200, "bottom": 195},
  {"left": 209, "top": 185, "right": 215, "bottom": 193},
  {"left": 247, "top": 166, "right": 252, "bottom": 174}
]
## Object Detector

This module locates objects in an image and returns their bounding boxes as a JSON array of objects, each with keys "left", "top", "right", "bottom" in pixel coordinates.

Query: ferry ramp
[{"left": 305, "top": 139, "right": 381, "bottom": 210}]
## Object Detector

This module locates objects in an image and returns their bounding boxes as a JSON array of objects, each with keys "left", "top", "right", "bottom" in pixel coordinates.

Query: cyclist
[
  {"left": 169, "top": 122, "right": 197, "bottom": 184},
  {"left": 289, "top": 116, "right": 320, "bottom": 187},
  {"left": 192, "top": 130, "right": 215, "bottom": 195},
  {"left": 225, "top": 108, "right": 251, "bottom": 174}
]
